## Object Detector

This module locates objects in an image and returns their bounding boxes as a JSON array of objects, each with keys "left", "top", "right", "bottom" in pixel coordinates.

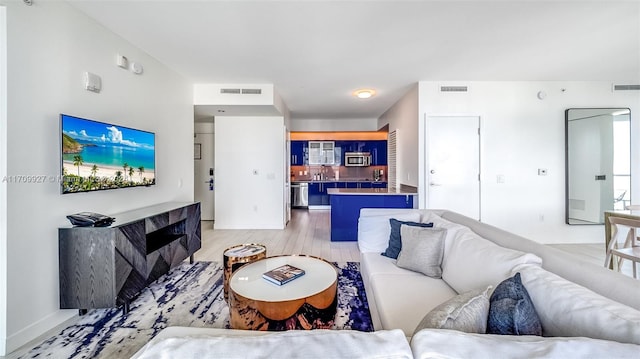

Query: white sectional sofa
[
  {"left": 133, "top": 209, "right": 640, "bottom": 358},
  {"left": 358, "top": 209, "right": 640, "bottom": 345}
]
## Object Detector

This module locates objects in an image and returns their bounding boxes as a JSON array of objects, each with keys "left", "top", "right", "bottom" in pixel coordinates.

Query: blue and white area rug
[{"left": 21, "top": 261, "right": 372, "bottom": 358}]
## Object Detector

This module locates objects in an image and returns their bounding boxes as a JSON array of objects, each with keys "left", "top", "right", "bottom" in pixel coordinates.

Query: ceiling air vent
[
  {"left": 440, "top": 85, "right": 468, "bottom": 92},
  {"left": 241, "top": 88, "right": 262, "bottom": 94},
  {"left": 220, "top": 88, "right": 241, "bottom": 94},
  {"left": 613, "top": 84, "right": 640, "bottom": 91}
]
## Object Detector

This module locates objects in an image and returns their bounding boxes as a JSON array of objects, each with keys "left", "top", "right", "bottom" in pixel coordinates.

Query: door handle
[{"left": 429, "top": 182, "right": 442, "bottom": 186}]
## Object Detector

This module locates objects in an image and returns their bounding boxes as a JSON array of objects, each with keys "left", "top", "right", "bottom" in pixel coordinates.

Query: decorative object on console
[
  {"left": 382, "top": 218, "right": 434, "bottom": 259},
  {"left": 22, "top": 261, "right": 372, "bottom": 358},
  {"left": 66, "top": 212, "right": 115, "bottom": 227},
  {"left": 396, "top": 225, "right": 446, "bottom": 277},
  {"left": 487, "top": 273, "right": 542, "bottom": 336},
  {"left": 413, "top": 286, "right": 491, "bottom": 335}
]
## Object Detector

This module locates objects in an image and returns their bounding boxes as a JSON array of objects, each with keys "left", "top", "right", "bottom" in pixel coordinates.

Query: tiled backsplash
[{"left": 291, "top": 165, "right": 387, "bottom": 182}]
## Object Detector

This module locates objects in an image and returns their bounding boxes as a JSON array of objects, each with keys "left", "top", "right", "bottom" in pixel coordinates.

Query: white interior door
[
  {"left": 426, "top": 116, "right": 480, "bottom": 220},
  {"left": 194, "top": 133, "right": 215, "bottom": 221}
]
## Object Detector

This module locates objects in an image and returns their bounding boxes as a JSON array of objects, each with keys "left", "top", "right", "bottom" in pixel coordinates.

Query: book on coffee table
[{"left": 262, "top": 264, "right": 306, "bottom": 285}]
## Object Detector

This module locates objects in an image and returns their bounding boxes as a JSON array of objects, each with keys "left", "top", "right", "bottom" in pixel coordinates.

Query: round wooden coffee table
[{"left": 229, "top": 255, "right": 338, "bottom": 330}]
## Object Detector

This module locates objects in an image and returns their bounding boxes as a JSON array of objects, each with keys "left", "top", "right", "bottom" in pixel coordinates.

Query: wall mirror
[{"left": 566, "top": 108, "right": 631, "bottom": 225}]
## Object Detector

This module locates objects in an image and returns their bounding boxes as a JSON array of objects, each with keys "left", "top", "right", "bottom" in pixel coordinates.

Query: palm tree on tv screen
[
  {"left": 73, "top": 155, "right": 83, "bottom": 176},
  {"left": 90, "top": 164, "right": 98, "bottom": 178},
  {"left": 138, "top": 166, "right": 144, "bottom": 181},
  {"left": 128, "top": 166, "right": 135, "bottom": 182},
  {"left": 122, "top": 162, "right": 129, "bottom": 181}
]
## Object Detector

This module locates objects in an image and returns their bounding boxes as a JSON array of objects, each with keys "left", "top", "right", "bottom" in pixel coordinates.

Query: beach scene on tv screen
[{"left": 61, "top": 115, "right": 155, "bottom": 193}]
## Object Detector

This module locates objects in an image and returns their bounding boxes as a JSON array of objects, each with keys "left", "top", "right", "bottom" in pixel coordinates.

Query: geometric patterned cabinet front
[{"left": 59, "top": 202, "right": 201, "bottom": 313}]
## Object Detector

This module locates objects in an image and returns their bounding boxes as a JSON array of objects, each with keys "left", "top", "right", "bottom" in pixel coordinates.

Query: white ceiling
[{"left": 68, "top": 0, "right": 640, "bottom": 121}]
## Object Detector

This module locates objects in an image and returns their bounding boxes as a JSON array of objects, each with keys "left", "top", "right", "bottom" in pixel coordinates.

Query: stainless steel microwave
[{"left": 345, "top": 152, "right": 371, "bottom": 167}]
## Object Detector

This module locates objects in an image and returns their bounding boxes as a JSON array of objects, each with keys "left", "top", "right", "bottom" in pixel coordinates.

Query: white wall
[
  {"left": 289, "top": 118, "right": 378, "bottom": 131},
  {"left": 3, "top": 2, "right": 193, "bottom": 354},
  {"left": 377, "top": 84, "right": 419, "bottom": 187},
  {"left": 215, "top": 116, "right": 285, "bottom": 229},
  {"left": 0, "top": 5, "right": 7, "bottom": 356},
  {"left": 417, "top": 81, "right": 640, "bottom": 244}
]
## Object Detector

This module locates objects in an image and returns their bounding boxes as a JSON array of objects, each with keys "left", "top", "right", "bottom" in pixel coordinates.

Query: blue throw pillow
[
  {"left": 381, "top": 218, "right": 434, "bottom": 259},
  {"left": 487, "top": 272, "right": 542, "bottom": 336}
]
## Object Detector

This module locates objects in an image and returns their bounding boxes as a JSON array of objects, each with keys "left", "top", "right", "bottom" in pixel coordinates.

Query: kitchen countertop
[
  {"left": 327, "top": 188, "right": 417, "bottom": 195},
  {"left": 292, "top": 179, "right": 385, "bottom": 183}
]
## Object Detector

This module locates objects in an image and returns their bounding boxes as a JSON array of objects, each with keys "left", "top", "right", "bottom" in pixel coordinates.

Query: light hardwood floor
[{"left": 195, "top": 209, "right": 360, "bottom": 263}]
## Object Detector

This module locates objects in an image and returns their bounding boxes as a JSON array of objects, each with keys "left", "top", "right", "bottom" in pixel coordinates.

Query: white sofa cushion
[
  {"left": 132, "top": 327, "right": 413, "bottom": 359},
  {"left": 358, "top": 212, "right": 421, "bottom": 253},
  {"left": 360, "top": 252, "right": 424, "bottom": 284},
  {"left": 516, "top": 264, "right": 640, "bottom": 345},
  {"left": 410, "top": 328, "right": 640, "bottom": 359},
  {"left": 423, "top": 212, "right": 543, "bottom": 293},
  {"left": 369, "top": 273, "right": 457, "bottom": 336}
]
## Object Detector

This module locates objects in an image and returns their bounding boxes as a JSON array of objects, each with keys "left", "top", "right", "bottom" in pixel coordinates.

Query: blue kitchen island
[{"left": 327, "top": 187, "right": 417, "bottom": 242}]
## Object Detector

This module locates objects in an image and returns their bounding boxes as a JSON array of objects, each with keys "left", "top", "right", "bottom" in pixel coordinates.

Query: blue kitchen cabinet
[
  {"left": 308, "top": 182, "right": 339, "bottom": 206},
  {"left": 345, "top": 182, "right": 358, "bottom": 189},
  {"left": 308, "top": 182, "right": 323, "bottom": 205},
  {"left": 321, "top": 182, "right": 337, "bottom": 205},
  {"left": 360, "top": 182, "right": 372, "bottom": 189},
  {"left": 365, "top": 140, "right": 387, "bottom": 165},
  {"left": 290, "top": 141, "right": 307, "bottom": 165},
  {"left": 371, "top": 181, "right": 387, "bottom": 188}
]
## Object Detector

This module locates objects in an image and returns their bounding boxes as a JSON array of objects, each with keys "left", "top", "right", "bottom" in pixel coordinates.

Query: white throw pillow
[
  {"left": 357, "top": 212, "right": 421, "bottom": 253},
  {"left": 410, "top": 328, "right": 640, "bottom": 359},
  {"left": 441, "top": 230, "right": 542, "bottom": 294},
  {"left": 515, "top": 264, "right": 640, "bottom": 345},
  {"left": 413, "top": 286, "right": 491, "bottom": 335},
  {"left": 396, "top": 225, "right": 446, "bottom": 277}
]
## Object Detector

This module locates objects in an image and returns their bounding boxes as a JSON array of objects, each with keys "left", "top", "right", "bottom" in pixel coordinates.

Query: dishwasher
[{"left": 291, "top": 183, "right": 308, "bottom": 208}]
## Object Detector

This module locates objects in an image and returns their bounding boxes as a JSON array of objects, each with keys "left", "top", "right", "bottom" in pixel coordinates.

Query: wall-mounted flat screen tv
[{"left": 60, "top": 114, "right": 155, "bottom": 194}]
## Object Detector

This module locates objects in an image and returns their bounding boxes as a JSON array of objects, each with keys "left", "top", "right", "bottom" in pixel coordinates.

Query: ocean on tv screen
[{"left": 61, "top": 114, "right": 155, "bottom": 193}]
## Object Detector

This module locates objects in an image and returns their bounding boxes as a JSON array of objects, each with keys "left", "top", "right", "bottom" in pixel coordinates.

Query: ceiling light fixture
[{"left": 353, "top": 89, "right": 376, "bottom": 99}]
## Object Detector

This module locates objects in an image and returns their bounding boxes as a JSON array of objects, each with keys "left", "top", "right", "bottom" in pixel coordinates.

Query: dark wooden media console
[{"left": 58, "top": 202, "right": 201, "bottom": 314}]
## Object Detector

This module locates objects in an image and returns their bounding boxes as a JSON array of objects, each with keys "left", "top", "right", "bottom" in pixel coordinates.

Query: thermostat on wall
[{"left": 83, "top": 72, "right": 102, "bottom": 93}]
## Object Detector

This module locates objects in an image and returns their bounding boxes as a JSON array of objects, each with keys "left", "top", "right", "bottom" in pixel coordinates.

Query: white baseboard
[{"left": 4, "top": 309, "right": 77, "bottom": 356}]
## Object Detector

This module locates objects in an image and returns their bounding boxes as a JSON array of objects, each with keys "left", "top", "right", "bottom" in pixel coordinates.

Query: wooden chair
[{"left": 605, "top": 216, "right": 640, "bottom": 279}]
